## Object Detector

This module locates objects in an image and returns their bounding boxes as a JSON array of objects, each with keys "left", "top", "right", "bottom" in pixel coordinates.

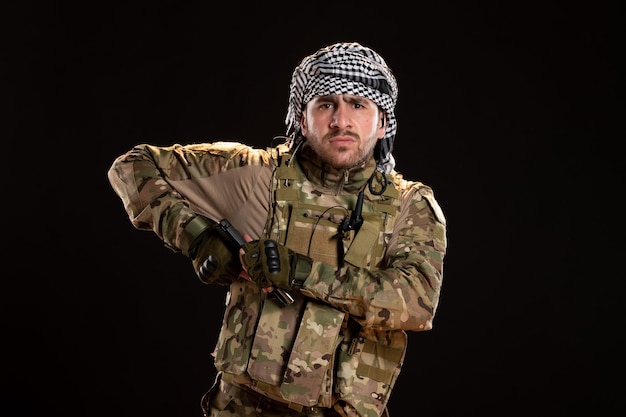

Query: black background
[{"left": 4, "top": 2, "right": 623, "bottom": 416}]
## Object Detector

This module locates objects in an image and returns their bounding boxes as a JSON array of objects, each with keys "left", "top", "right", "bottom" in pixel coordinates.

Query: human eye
[{"left": 348, "top": 96, "right": 369, "bottom": 109}]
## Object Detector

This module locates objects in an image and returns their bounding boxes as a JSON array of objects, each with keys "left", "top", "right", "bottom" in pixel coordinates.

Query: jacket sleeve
[
  {"left": 299, "top": 184, "right": 447, "bottom": 332},
  {"left": 107, "top": 142, "right": 273, "bottom": 256}
]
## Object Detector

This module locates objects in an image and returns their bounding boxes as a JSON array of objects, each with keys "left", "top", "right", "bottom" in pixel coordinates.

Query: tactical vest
[{"left": 212, "top": 147, "right": 407, "bottom": 416}]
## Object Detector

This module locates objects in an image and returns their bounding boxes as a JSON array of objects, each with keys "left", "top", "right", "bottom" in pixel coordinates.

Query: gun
[{"left": 213, "top": 219, "right": 295, "bottom": 306}]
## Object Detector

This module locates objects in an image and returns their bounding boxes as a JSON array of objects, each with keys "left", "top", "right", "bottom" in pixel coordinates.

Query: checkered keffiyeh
[{"left": 285, "top": 42, "right": 399, "bottom": 173}]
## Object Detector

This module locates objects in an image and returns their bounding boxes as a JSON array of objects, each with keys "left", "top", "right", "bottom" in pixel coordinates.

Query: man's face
[{"left": 301, "top": 94, "right": 386, "bottom": 170}]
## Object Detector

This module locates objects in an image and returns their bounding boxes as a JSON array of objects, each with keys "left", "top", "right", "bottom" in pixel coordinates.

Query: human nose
[{"left": 329, "top": 103, "right": 350, "bottom": 129}]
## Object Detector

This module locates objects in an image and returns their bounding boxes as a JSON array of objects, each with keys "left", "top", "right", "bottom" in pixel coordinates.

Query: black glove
[
  {"left": 241, "top": 239, "right": 312, "bottom": 289},
  {"left": 191, "top": 230, "right": 241, "bottom": 286}
]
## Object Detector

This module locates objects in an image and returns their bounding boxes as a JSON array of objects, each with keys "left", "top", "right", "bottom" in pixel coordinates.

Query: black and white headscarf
[{"left": 285, "top": 42, "right": 399, "bottom": 173}]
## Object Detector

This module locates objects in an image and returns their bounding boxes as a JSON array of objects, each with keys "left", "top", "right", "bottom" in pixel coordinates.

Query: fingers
[
  {"left": 238, "top": 270, "right": 252, "bottom": 282},
  {"left": 238, "top": 235, "right": 274, "bottom": 293},
  {"left": 238, "top": 270, "right": 272, "bottom": 292}
]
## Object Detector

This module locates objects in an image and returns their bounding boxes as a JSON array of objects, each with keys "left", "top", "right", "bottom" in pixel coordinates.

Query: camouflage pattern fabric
[
  {"left": 107, "top": 141, "right": 447, "bottom": 417},
  {"left": 202, "top": 374, "right": 345, "bottom": 416},
  {"left": 255, "top": 146, "right": 416, "bottom": 416}
]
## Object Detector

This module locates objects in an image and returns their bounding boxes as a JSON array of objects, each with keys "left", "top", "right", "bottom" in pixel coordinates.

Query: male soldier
[{"left": 108, "top": 42, "right": 447, "bottom": 417}]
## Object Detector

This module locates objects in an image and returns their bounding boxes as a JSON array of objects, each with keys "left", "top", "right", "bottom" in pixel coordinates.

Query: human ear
[
  {"left": 300, "top": 113, "right": 308, "bottom": 135},
  {"left": 377, "top": 111, "right": 387, "bottom": 138}
]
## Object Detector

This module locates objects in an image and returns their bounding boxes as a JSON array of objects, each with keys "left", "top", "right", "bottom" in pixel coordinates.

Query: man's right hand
[{"left": 192, "top": 232, "right": 241, "bottom": 286}]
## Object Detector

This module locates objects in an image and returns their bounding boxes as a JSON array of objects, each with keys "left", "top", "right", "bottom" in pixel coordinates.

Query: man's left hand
[{"left": 241, "top": 239, "right": 312, "bottom": 289}]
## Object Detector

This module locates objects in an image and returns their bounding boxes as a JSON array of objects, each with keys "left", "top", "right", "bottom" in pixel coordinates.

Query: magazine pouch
[{"left": 279, "top": 301, "right": 345, "bottom": 407}]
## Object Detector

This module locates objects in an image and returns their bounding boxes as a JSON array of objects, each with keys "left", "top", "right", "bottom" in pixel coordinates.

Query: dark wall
[{"left": 4, "top": 2, "right": 622, "bottom": 416}]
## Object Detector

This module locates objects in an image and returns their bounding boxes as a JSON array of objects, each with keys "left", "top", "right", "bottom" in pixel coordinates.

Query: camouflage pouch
[
  {"left": 280, "top": 301, "right": 345, "bottom": 407},
  {"left": 336, "top": 328, "right": 407, "bottom": 416},
  {"left": 284, "top": 203, "right": 346, "bottom": 267},
  {"left": 247, "top": 293, "right": 306, "bottom": 385},
  {"left": 212, "top": 280, "right": 262, "bottom": 374},
  {"left": 342, "top": 213, "right": 384, "bottom": 269}
]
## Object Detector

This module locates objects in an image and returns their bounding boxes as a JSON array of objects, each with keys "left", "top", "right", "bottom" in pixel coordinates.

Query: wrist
[
  {"left": 290, "top": 253, "right": 312, "bottom": 289},
  {"left": 181, "top": 215, "right": 215, "bottom": 258}
]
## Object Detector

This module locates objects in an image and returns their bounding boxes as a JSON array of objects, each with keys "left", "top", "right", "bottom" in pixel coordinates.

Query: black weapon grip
[{"left": 214, "top": 219, "right": 247, "bottom": 251}]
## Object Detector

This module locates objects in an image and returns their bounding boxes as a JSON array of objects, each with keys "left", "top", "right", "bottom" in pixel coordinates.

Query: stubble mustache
[{"left": 325, "top": 130, "right": 360, "bottom": 142}]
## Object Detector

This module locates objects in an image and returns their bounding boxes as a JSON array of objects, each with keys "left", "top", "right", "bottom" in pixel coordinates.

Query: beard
[{"left": 306, "top": 130, "right": 378, "bottom": 170}]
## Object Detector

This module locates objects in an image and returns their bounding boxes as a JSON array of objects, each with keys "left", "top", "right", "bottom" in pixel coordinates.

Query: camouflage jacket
[{"left": 107, "top": 141, "right": 447, "bottom": 416}]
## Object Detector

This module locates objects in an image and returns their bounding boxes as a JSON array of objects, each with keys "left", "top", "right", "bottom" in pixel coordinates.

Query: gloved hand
[
  {"left": 241, "top": 239, "right": 312, "bottom": 289},
  {"left": 191, "top": 231, "right": 241, "bottom": 286}
]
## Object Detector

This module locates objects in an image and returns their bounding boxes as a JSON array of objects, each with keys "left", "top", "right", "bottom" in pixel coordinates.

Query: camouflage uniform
[{"left": 108, "top": 140, "right": 447, "bottom": 417}]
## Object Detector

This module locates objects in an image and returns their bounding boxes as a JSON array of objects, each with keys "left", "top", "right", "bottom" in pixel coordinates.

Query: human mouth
[
  {"left": 330, "top": 137, "right": 355, "bottom": 145},
  {"left": 328, "top": 132, "right": 358, "bottom": 145}
]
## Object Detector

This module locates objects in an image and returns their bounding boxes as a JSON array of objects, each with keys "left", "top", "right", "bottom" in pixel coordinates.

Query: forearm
[
  {"left": 300, "top": 246, "right": 444, "bottom": 332},
  {"left": 299, "top": 188, "right": 447, "bottom": 332}
]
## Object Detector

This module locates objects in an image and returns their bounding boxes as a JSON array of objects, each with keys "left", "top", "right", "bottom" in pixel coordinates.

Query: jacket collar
[{"left": 295, "top": 144, "right": 377, "bottom": 194}]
